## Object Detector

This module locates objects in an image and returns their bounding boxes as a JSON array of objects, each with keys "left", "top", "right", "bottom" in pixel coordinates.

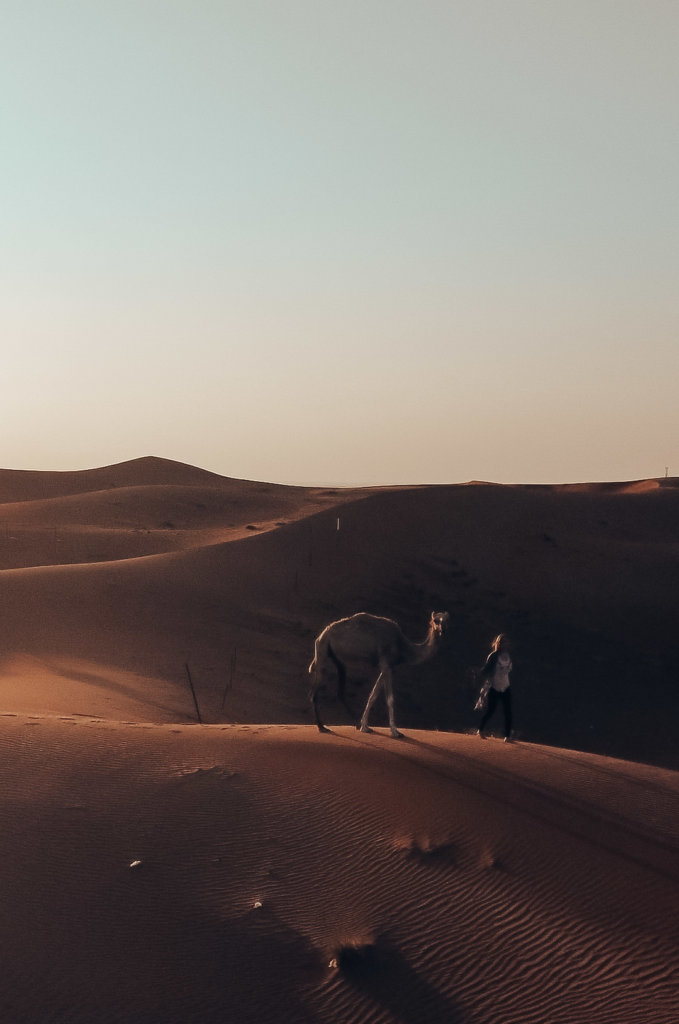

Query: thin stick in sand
[{"left": 184, "top": 662, "right": 202, "bottom": 724}]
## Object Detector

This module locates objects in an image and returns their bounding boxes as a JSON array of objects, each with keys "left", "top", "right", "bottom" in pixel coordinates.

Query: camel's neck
[{"left": 406, "top": 625, "right": 440, "bottom": 666}]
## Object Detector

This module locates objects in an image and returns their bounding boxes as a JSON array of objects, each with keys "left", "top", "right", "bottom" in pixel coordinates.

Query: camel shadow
[
  {"left": 338, "top": 939, "right": 461, "bottom": 1024},
  {"left": 321, "top": 726, "right": 423, "bottom": 744}
]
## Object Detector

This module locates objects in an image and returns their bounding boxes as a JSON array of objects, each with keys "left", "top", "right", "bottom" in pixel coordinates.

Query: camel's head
[{"left": 430, "top": 611, "right": 450, "bottom": 637}]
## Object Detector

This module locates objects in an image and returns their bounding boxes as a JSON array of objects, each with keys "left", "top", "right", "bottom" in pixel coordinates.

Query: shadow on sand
[{"left": 338, "top": 938, "right": 461, "bottom": 1024}]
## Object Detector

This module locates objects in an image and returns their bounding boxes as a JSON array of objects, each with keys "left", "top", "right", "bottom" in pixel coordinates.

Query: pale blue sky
[{"left": 2, "top": 1, "right": 677, "bottom": 484}]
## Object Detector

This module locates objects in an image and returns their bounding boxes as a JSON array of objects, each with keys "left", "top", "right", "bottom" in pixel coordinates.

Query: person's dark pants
[{"left": 479, "top": 688, "right": 512, "bottom": 738}]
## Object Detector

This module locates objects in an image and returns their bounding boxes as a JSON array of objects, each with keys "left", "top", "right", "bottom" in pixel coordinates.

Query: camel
[{"left": 308, "top": 610, "right": 450, "bottom": 738}]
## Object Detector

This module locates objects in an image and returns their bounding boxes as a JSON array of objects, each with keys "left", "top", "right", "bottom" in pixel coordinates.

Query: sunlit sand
[{"left": 0, "top": 457, "right": 677, "bottom": 1022}]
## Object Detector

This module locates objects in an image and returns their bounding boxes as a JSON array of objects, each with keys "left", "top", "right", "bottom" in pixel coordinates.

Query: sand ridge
[
  {"left": 2, "top": 458, "right": 675, "bottom": 770},
  {"left": 0, "top": 457, "right": 677, "bottom": 764}
]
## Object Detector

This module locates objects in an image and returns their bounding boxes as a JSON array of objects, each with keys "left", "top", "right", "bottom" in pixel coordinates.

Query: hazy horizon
[
  {"left": 0, "top": 450, "right": 675, "bottom": 492},
  {"left": 3, "top": 1, "right": 677, "bottom": 487}
]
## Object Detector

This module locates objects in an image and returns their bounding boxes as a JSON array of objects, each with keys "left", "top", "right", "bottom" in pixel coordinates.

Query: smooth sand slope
[{"left": 0, "top": 457, "right": 678, "bottom": 1022}]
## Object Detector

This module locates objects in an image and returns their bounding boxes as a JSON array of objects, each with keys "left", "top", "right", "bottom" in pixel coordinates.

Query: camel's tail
[
  {"left": 308, "top": 631, "right": 332, "bottom": 677},
  {"left": 308, "top": 637, "right": 325, "bottom": 701},
  {"left": 308, "top": 637, "right": 323, "bottom": 678}
]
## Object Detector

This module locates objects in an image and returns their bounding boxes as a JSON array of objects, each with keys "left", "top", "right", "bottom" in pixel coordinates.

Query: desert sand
[{"left": 0, "top": 457, "right": 677, "bottom": 1023}]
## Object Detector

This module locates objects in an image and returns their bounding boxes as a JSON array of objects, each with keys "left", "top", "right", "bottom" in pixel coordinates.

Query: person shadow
[{"left": 338, "top": 938, "right": 461, "bottom": 1024}]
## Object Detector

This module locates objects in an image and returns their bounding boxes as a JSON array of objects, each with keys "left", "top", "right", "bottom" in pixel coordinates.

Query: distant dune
[
  {"left": 0, "top": 456, "right": 676, "bottom": 766},
  {"left": 0, "top": 458, "right": 677, "bottom": 1022}
]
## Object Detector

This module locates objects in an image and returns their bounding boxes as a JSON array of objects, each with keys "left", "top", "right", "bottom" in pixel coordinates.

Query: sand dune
[
  {"left": 0, "top": 457, "right": 362, "bottom": 568},
  {"left": 0, "top": 455, "right": 239, "bottom": 503},
  {"left": 0, "top": 457, "right": 677, "bottom": 1021},
  {"left": 0, "top": 458, "right": 676, "bottom": 765},
  {"left": 0, "top": 717, "right": 676, "bottom": 1024}
]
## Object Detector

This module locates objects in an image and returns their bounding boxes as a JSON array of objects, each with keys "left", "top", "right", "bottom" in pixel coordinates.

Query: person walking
[{"left": 476, "top": 634, "right": 514, "bottom": 741}]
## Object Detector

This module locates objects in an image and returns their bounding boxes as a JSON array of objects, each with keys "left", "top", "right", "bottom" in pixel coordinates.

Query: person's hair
[{"left": 491, "top": 633, "right": 509, "bottom": 652}]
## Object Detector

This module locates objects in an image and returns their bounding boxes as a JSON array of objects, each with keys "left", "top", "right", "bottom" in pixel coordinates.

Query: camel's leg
[
  {"left": 383, "top": 669, "right": 403, "bottom": 739},
  {"left": 333, "top": 655, "right": 357, "bottom": 725},
  {"left": 359, "top": 671, "right": 384, "bottom": 733},
  {"left": 311, "top": 686, "right": 330, "bottom": 733},
  {"left": 309, "top": 664, "right": 331, "bottom": 734},
  {"left": 312, "top": 693, "right": 332, "bottom": 733}
]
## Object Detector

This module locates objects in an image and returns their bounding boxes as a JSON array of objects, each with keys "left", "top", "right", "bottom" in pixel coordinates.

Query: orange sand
[{"left": 0, "top": 457, "right": 677, "bottom": 1022}]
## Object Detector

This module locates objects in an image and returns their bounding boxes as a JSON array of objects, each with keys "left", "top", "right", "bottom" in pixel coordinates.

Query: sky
[{"left": 1, "top": 0, "right": 677, "bottom": 486}]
